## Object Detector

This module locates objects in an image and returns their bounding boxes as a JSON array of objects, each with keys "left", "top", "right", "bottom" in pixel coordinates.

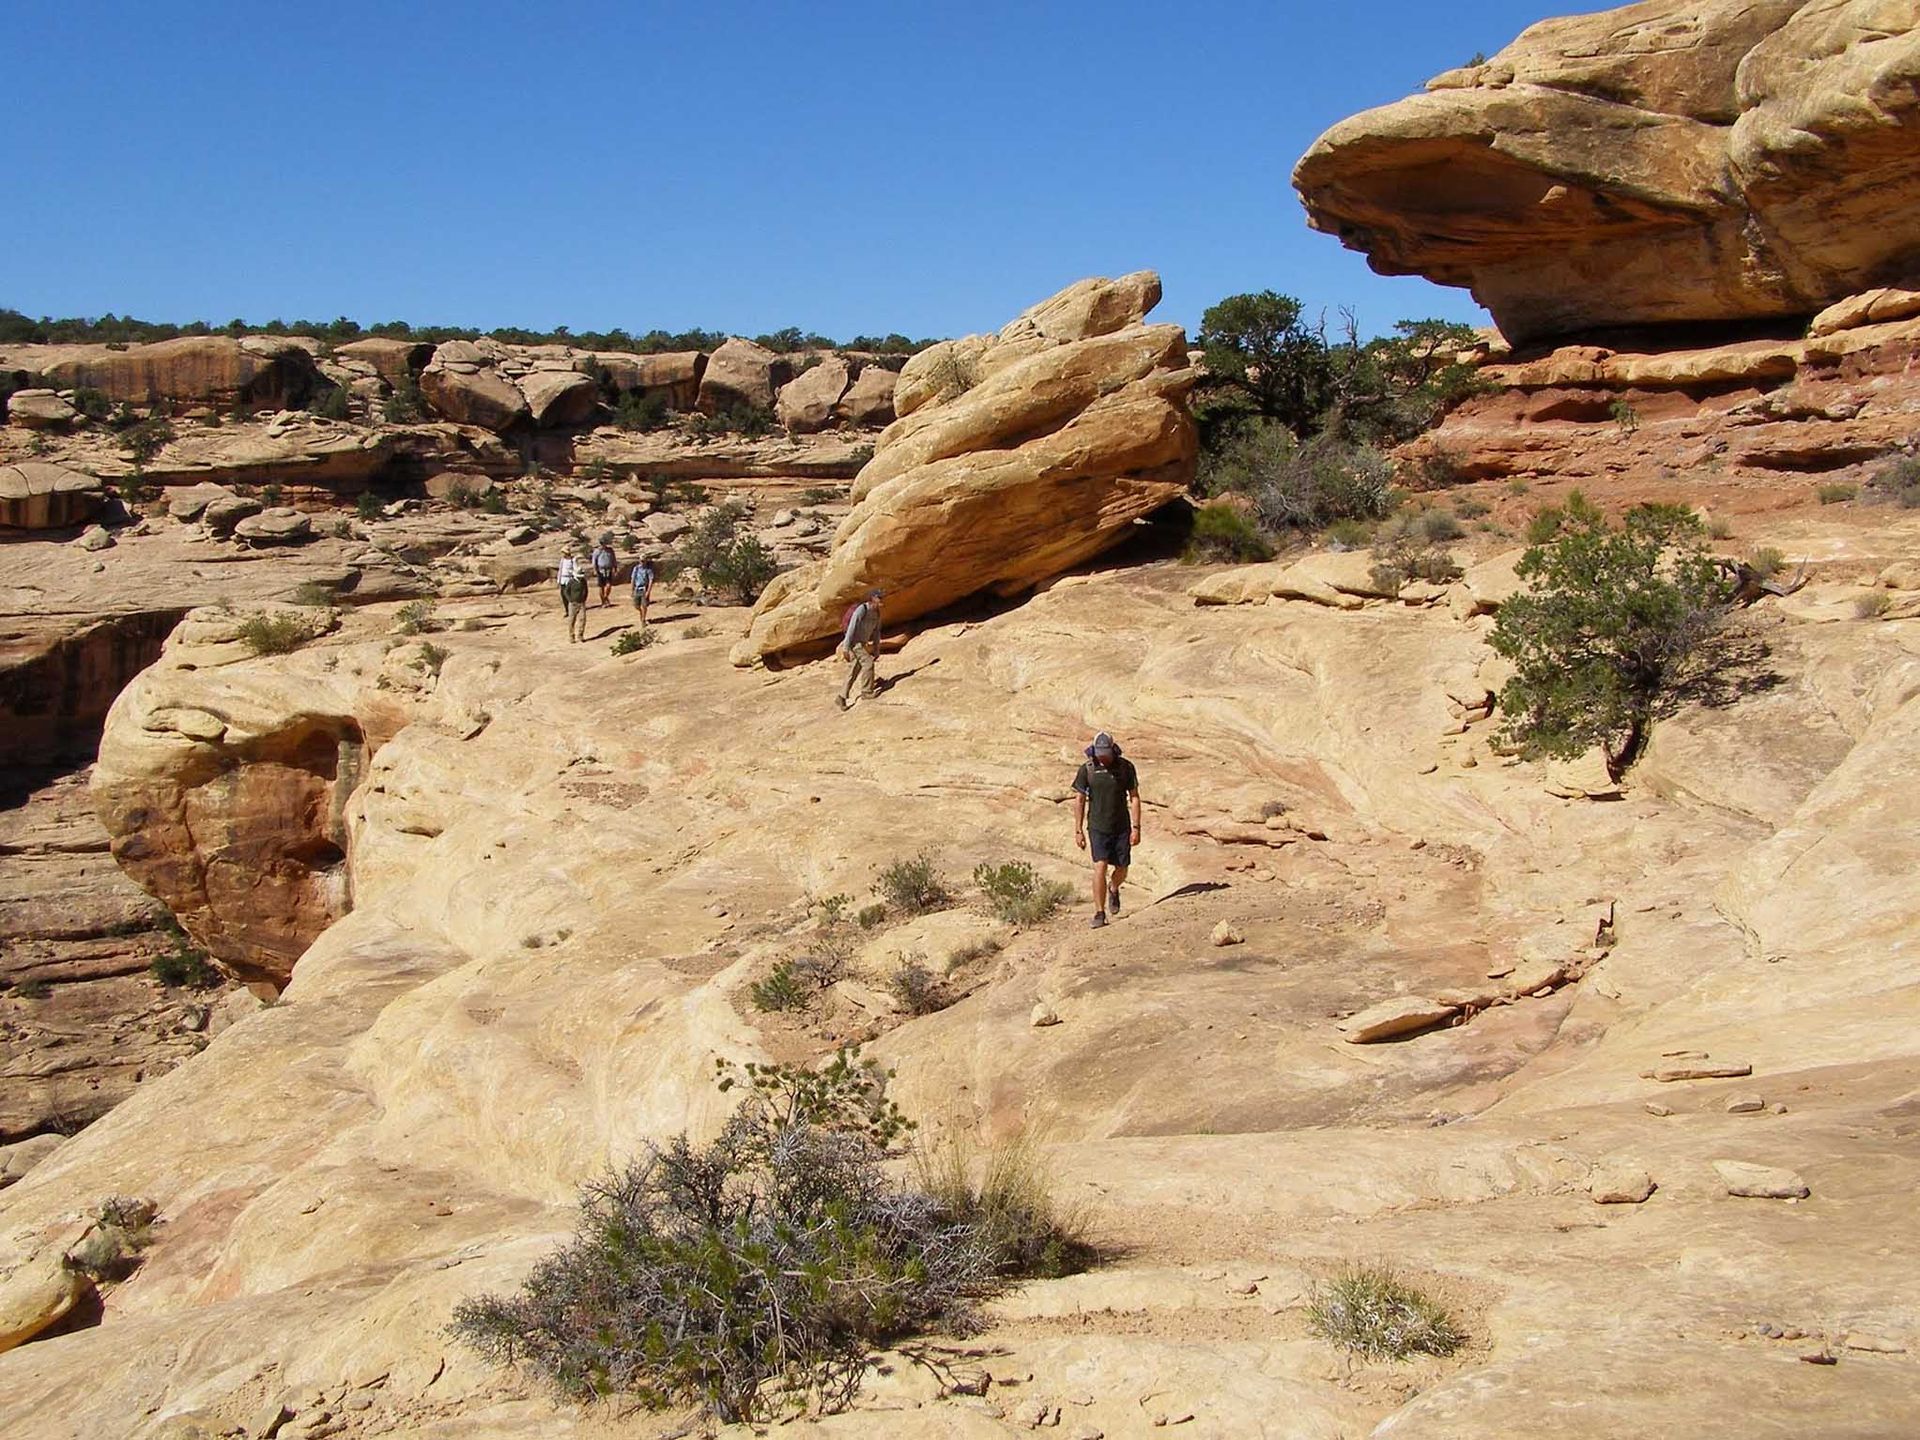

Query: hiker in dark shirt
[
  {"left": 1072, "top": 731, "right": 1141, "bottom": 929},
  {"left": 835, "top": 589, "right": 884, "bottom": 711}
]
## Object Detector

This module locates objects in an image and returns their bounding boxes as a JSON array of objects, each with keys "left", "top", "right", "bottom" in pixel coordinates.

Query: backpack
[{"left": 563, "top": 574, "right": 588, "bottom": 603}]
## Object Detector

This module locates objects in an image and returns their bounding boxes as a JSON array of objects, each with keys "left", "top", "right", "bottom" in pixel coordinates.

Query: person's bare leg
[
  {"left": 1108, "top": 863, "right": 1128, "bottom": 907},
  {"left": 1090, "top": 859, "right": 1109, "bottom": 915}
]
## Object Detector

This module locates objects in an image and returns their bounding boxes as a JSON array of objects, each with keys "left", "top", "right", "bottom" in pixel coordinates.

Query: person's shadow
[{"left": 873, "top": 657, "right": 940, "bottom": 695}]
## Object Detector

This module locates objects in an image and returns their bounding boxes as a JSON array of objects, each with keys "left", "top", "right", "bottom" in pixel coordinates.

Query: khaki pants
[
  {"left": 841, "top": 647, "right": 876, "bottom": 704},
  {"left": 566, "top": 598, "right": 588, "bottom": 642}
]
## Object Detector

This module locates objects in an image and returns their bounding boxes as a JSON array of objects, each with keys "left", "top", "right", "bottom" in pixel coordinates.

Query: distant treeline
[{"left": 0, "top": 308, "right": 942, "bottom": 356}]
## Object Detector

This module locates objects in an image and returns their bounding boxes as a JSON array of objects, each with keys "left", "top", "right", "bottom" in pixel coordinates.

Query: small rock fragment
[
  {"left": 1340, "top": 996, "right": 1457, "bottom": 1043},
  {"left": 1844, "top": 1333, "right": 1905, "bottom": 1354},
  {"left": 1644, "top": 1102, "right": 1674, "bottom": 1117},
  {"left": 1653, "top": 1061, "right": 1753, "bottom": 1082},
  {"left": 1210, "top": 921, "right": 1245, "bottom": 947},
  {"left": 1589, "top": 1161, "right": 1656, "bottom": 1205},
  {"left": 1714, "top": 1160, "right": 1810, "bottom": 1199},
  {"left": 1030, "top": 1003, "right": 1061, "bottom": 1028},
  {"left": 1726, "top": 1094, "right": 1766, "bottom": 1114}
]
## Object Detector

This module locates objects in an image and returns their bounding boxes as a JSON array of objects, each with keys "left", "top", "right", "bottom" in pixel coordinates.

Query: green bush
[
  {"left": 1817, "top": 483, "right": 1857, "bottom": 505},
  {"left": 1204, "top": 421, "right": 1397, "bottom": 533},
  {"left": 915, "top": 1134, "right": 1093, "bottom": 1280},
  {"left": 972, "top": 861, "right": 1073, "bottom": 926},
  {"left": 234, "top": 613, "right": 309, "bottom": 656},
  {"left": 1608, "top": 397, "right": 1641, "bottom": 436},
  {"left": 260, "top": 483, "right": 283, "bottom": 508},
  {"left": 151, "top": 926, "right": 219, "bottom": 989},
  {"left": 1491, "top": 501, "right": 1734, "bottom": 768},
  {"left": 120, "top": 416, "right": 176, "bottom": 467},
  {"left": 1867, "top": 455, "right": 1920, "bottom": 507},
  {"left": 876, "top": 854, "right": 949, "bottom": 916},
  {"left": 288, "top": 581, "right": 336, "bottom": 608},
  {"left": 450, "top": 1050, "right": 1025, "bottom": 1421},
  {"left": 611, "top": 628, "right": 654, "bottom": 656},
  {"left": 749, "top": 960, "right": 810, "bottom": 1013},
  {"left": 395, "top": 600, "right": 439, "bottom": 635},
  {"left": 856, "top": 902, "right": 888, "bottom": 930},
  {"left": 886, "top": 957, "right": 946, "bottom": 1016},
  {"left": 71, "top": 386, "right": 112, "bottom": 421},
  {"left": 671, "top": 504, "right": 779, "bottom": 604},
  {"left": 1747, "top": 546, "right": 1786, "bottom": 581},
  {"left": 1453, "top": 496, "right": 1491, "bottom": 519},
  {"left": 306, "top": 382, "right": 352, "bottom": 420},
  {"left": 1308, "top": 1264, "right": 1464, "bottom": 1362},
  {"left": 689, "top": 403, "right": 775, "bottom": 439},
  {"left": 615, "top": 390, "right": 670, "bottom": 432},
  {"left": 1186, "top": 503, "right": 1273, "bottom": 563},
  {"left": 382, "top": 373, "right": 425, "bottom": 423},
  {"left": 356, "top": 490, "right": 384, "bottom": 520},
  {"left": 64, "top": 1197, "right": 158, "bottom": 1283}
]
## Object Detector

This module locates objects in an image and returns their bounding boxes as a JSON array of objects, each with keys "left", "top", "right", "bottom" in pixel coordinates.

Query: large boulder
[
  {"left": 735, "top": 274, "right": 1196, "bottom": 664},
  {"left": 516, "top": 368, "right": 600, "bottom": 427},
  {"left": 232, "top": 507, "right": 315, "bottom": 547},
  {"left": 775, "top": 356, "right": 852, "bottom": 433},
  {"left": 419, "top": 352, "right": 529, "bottom": 432},
  {"left": 833, "top": 363, "right": 898, "bottom": 427},
  {"left": 0, "top": 462, "right": 103, "bottom": 530},
  {"left": 136, "top": 416, "right": 396, "bottom": 492},
  {"left": 1294, "top": 1, "right": 1920, "bottom": 344},
  {"left": 697, "top": 338, "right": 791, "bottom": 415},
  {"left": 594, "top": 350, "right": 707, "bottom": 410},
  {"left": 333, "top": 337, "right": 434, "bottom": 386},
  {"left": 37, "top": 336, "right": 322, "bottom": 409},
  {"left": 6, "top": 389, "right": 77, "bottom": 429}
]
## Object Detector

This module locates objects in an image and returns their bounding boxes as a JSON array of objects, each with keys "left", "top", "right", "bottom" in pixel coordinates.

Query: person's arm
[
  {"left": 1074, "top": 789, "right": 1088, "bottom": 850},
  {"left": 839, "top": 606, "right": 862, "bottom": 655},
  {"left": 1129, "top": 785, "right": 1142, "bottom": 844}
]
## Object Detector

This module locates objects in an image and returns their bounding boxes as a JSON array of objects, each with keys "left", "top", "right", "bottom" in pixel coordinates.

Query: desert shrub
[
  {"left": 1706, "top": 515, "right": 1735, "bottom": 540},
  {"left": 1747, "top": 546, "right": 1786, "bottom": 581},
  {"left": 1203, "top": 420, "right": 1398, "bottom": 535},
  {"left": 449, "top": 1049, "right": 1009, "bottom": 1422},
  {"left": 1322, "top": 517, "right": 1374, "bottom": 548},
  {"left": 915, "top": 1134, "right": 1093, "bottom": 1281},
  {"left": 1453, "top": 496, "right": 1491, "bottom": 519},
  {"left": 235, "top": 613, "right": 309, "bottom": 656},
  {"left": 1369, "top": 538, "right": 1461, "bottom": 595},
  {"left": 288, "top": 581, "right": 336, "bottom": 608},
  {"left": 1408, "top": 507, "right": 1464, "bottom": 542},
  {"left": 445, "top": 478, "right": 479, "bottom": 508},
  {"left": 395, "top": 600, "right": 439, "bottom": 635},
  {"left": 611, "top": 628, "right": 655, "bottom": 656},
  {"left": 418, "top": 641, "right": 450, "bottom": 677},
  {"left": 1186, "top": 503, "right": 1273, "bottom": 563},
  {"left": 150, "top": 925, "right": 219, "bottom": 989},
  {"left": 1866, "top": 455, "right": 1920, "bottom": 507},
  {"left": 71, "top": 385, "right": 112, "bottom": 421},
  {"left": 886, "top": 957, "right": 945, "bottom": 1016},
  {"left": 120, "top": 416, "right": 176, "bottom": 467},
  {"left": 876, "top": 854, "right": 949, "bottom": 916},
  {"left": 306, "top": 382, "right": 352, "bottom": 420},
  {"left": 260, "top": 483, "right": 284, "bottom": 507},
  {"left": 15, "top": 977, "right": 53, "bottom": 1000},
  {"left": 1490, "top": 501, "right": 1735, "bottom": 769},
  {"left": 801, "top": 486, "right": 839, "bottom": 505},
  {"left": 856, "top": 902, "right": 888, "bottom": 930},
  {"left": 1308, "top": 1264, "right": 1464, "bottom": 1362},
  {"left": 972, "top": 861, "right": 1073, "bottom": 926},
  {"left": 1817, "top": 482, "right": 1857, "bottom": 505},
  {"left": 1855, "top": 589, "right": 1894, "bottom": 619},
  {"left": 1608, "top": 397, "right": 1640, "bottom": 435},
  {"left": 749, "top": 960, "right": 809, "bottom": 1013},
  {"left": 615, "top": 390, "right": 670, "bottom": 432},
  {"left": 690, "top": 403, "right": 776, "bottom": 440},
  {"left": 1506, "top": 477, "right": 1531, "bottom": 495},
  {"left": 356, "top": 490, "right": 384, "bottom": 520},
  {"left": 924, "top": 348, "right": 982, "bottom": 402},
  {"left": 672, "top": 503, "right": 779, "bottom": 604},
  {"left": 65, "top": 1197, "right": 158, "bottom": 1282},
  {"left": 383, "top": 374, "right": 425, "bottom": 423},
  {"left": 1198, "top": 292, "right": 1334, "bottom": 431}
]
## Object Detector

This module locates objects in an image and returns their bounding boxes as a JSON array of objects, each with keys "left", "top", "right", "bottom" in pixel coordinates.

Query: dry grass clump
[
  {"left": 914, "top": 1132, "right": 1095, "bottom": 1281},
  {"left": 972, "top": 860, "right": 1073, "bottom": 926},
  {"left": 1308, "top": 1263, "right": 1465, "bottom": 1362}
]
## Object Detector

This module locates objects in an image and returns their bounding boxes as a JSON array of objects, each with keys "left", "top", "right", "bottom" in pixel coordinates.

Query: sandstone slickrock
[
  {"left": 1295, "top": 1, "right": 1920, "bottom": 343},
  {"left": 14, "top": 336, "right": 322, "bottom": 409},
  {"left": 1340, "top": 996, "right": 1457, "bottom": 1043},
  {"left": 0, "top": 1251, "right": 87, "bottom": 1355},
  {"left": 697, "top": 337, "right": 791, "bottom": 415},
  {"left": 6, "top": 390, "right": 77, "bottom": 429},
  {"left": 0, "top": 462, "right": 102, "bottom": 530},
  {"left": 736, "top": 274, "right": 1196, "bottom": 663}
]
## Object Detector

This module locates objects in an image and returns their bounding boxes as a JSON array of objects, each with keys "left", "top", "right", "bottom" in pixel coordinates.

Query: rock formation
[
  {"left": 0, "top": 336, "right": 323, "bottom": 410},
  {"left": 1295, "top": 1, "right": 1920, "bottom": 343},
  {"left": 0, "top": 462, "right": 102, "bottom": 530},
  {"left": 774, "top": 354, "right": 852, "bottom": 433},
  {"left": 697, "top": 337, "right": 792, "bottom": 415},
  {"left": 735, "top": 272, "right": 1196, "bottom": 663}
]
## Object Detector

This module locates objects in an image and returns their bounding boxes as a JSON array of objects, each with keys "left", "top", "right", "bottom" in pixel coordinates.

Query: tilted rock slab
[
  {"left": 735, "top": 272, "right": 1196, "bottom": 663},
  {"left": 1295, "top": 1, "right": 1920, "bottom": 344}
]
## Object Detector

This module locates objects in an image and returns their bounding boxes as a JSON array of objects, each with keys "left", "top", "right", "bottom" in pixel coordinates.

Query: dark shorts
[{"left": 1089, "top": 829, "right": 1130, "bottom": 866}]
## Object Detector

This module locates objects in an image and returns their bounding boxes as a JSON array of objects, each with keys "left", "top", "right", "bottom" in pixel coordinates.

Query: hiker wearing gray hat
[{"left": 1072, "top": 731, "right": 1141, "bottom": 928}]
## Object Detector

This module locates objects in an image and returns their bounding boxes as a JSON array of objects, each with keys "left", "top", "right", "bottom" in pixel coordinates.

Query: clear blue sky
[{"left": 10, "top": 2, "right": 1554, "bottom": 343}]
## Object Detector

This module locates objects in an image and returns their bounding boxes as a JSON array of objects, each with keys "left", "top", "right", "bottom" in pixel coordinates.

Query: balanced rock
[
  {"left": 167, "top": 482, "right": 238, "bottom": 523},
  {"left": 776, "top": 356, "right": 852, "bottom": 434},
  {"left": 202, "top": 494, "right": 265, "bottom": 536},
  {"left": 1295, "top": 2, "right": 1920, "bottom": 344},
  {"left": 233, "top": 507, "right": 314, "bottom": 547},
  {"left": 697, "top": 337, "right": 790, "bottom": 415},
  {"left": 1340, "top": 996, "right": 1457, "bottom": 1043},
  {"left": 6, "top": 388, "right": 78, "bottom": 429},
  {"left": 735, "top": 274, "right": 1196, "bottom": 664},
  {"left": 0, "top": 461, "right": 103, "bottom": 530}
]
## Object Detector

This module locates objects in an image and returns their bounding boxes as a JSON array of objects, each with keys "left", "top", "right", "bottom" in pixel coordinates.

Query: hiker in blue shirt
[
  {"left": 631, "top": 555, "right": 656, "bottom": 626},
  {"left": 591, "top": 540, "right": 618, "bottom": 608}
]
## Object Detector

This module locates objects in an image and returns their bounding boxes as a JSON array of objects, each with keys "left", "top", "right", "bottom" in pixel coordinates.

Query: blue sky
[{"left": 9, "top": 2, "right": 1554, "bottom": 342}]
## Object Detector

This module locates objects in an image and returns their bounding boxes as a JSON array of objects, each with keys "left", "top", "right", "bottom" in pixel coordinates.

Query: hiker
[
  {"left": 555, "top": 550, "right": 577, "bottom": 613},
  {"left": 835, "top": 589, "right": 883, "bottom": 711},
  {"left": 591, "top": 537, "right": 618, "bottom": 607},
  {"left": 1072, "top": 731, "right": 1141, "bottom": 929},
  {"left": 630, "top": 553, "right": 656, "bottom": 624},
  {"left": 558, "top": 551, "right": 590, "bottom": 643}
]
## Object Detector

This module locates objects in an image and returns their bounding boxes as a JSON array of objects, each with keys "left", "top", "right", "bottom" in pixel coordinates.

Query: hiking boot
[
  {"left": 1090, "top": 911, "right": 1107, "bottom": 929},
  {"left": 835, "top": 695, "right": 849, "bottom": 712},
  {"left": 1107, "top": 887, "right": 1122, "bottom": 917}
]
